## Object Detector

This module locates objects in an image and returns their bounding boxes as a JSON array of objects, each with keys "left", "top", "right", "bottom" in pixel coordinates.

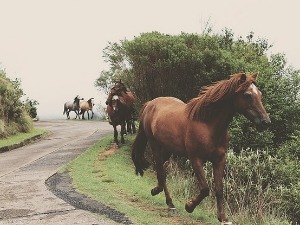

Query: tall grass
[
  {"left": 164, "top": 150, "right": 293, "bottom": 225},
  {"left": 65, "top": 134, "right": 297, "bottom": 224}
]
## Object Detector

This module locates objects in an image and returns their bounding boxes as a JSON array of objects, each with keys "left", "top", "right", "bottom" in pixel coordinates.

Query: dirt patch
[{"left": 98, "top": 144, "right": 118, "bottom": 160}]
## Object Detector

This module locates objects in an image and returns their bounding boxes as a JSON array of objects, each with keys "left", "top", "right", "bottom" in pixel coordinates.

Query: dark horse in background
[
  {"left": 106, "top": 81, "right": 136, "bottom": 146},
  {"left": 80, "top": 97, "right": 94, "bottom": 119},
  {"left": 63, "top": 95, "right": 83, "bottom": 119},
  {"left": 132, "top": 73, "right": 271, "bottom": 223},
  {"left": 106, "top": 80, "right": 136, "bottom": 134}
]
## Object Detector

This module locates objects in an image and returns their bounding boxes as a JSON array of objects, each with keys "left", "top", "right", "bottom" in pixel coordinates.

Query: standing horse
[
  {"left": 106, "top": 81, "right": 136, "bottom": 134},
  {"left": 106, "top": 94, "right": 128, "bottom": 146},
  {"left": 132, "top": 73, "right": 271, "bottom": 222},
  {"left": 80, "top": 98, "right": 94, "bottom": 119},
  {"left": 63, "top": 95, "right": 83, "bottom": 119}
]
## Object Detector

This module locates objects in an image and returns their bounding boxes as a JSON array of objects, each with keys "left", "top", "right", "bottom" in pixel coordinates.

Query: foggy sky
[{"left": 0, "top": 0, "right": 299, "bottom": 119}]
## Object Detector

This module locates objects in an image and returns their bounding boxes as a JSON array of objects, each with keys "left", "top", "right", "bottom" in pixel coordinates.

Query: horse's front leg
[
  {"left": 120, "top": 121, "right": 126, "bottom": 144},
  {"left": 212, "top": 153, "right": 227, "bottom": 222},
  {"left": 75, "top": 110, "right": 80, "bottom": 119},
  {"left": 185, "top": 158, "right": 209, "bottom": 213},
  {"left": 113, "top": 125, "right": 119, "bottom": 146},
  {"left": 91, "top": 111, "right": 94, "bottom": 119}
]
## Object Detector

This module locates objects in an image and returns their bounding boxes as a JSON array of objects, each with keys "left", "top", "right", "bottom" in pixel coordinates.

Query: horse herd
[
  {"left": 65, "top": 73, "right": 271, "bottom": 224},
  {"left": 63, "top": 96, "right": 94, "bottom": 120},
  {"left": 62, "top": 80, "right": 136, "bottom": 146}
]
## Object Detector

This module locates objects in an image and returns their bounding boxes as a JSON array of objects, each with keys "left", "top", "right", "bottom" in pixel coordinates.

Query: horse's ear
[{"left": 252, "top": 72, "right": 259, "bottom": 80}]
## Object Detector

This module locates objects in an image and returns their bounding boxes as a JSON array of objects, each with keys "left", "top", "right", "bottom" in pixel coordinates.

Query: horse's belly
[{"left": 151, "top": 117, "right": 186, "bottom": 154}]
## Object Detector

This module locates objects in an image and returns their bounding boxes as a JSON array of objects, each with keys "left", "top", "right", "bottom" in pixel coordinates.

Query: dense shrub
[
  {"left": 0, "top": 70, "right": 33, "bottom": 137},
  {"left": 166, "top": 149, "right": 299, "bottom": 224}
]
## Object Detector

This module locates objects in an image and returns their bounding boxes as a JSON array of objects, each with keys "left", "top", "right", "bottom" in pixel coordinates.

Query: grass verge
[
  {"left": 62, "top": 135, "right": 218, "bottom": 225},
  {"left": 0, "top": 127, "right": 47, "bottom": 150}
]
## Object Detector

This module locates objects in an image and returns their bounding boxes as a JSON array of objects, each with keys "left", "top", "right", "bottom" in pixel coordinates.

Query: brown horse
[
  {"left": 132, "top": 73, "right": 271, "bottom": 222},
  {"left": 106, "top": 81, "right": 136, "bottom": 134},
  {"left": 106, "top": 94, "right": 127, "bottom": 145}
]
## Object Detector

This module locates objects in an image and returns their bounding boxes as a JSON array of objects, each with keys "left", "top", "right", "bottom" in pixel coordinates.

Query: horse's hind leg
[
  {"left": 132, "top": 119, "right": 136, "bottom": 134},
  {"left": 150, "top": 142, "right": 175, "bottom": 209}
]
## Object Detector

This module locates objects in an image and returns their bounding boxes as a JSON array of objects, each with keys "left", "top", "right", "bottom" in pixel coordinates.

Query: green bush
[
  {"left": 0, "top": 70, "right": 33, "bottom": 137},
  {"left": 165, "top": 149, "right": 299, "bottom": 224}
]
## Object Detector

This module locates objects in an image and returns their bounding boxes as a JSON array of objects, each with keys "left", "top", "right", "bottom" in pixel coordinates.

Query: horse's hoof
[
  {"left": 168, "top": 207, "right": 176, "bottom": 216},
  {"left": 185, "top": 201, "right": 195, "bottom": 213},
  {"left": 151, "top": 187, "right": 162, "bottom": 196},
  {"left": 221, "top": 222, "right": 232, "bottom": 225},
  {"left": 218, "top": 213, "right": 228, "bottom": 223}
]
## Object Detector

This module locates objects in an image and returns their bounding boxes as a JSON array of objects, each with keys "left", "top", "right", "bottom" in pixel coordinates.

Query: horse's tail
[
  {"left": 63, "top": 105, "right": 66, "bottom": 115},
  {"left": 132, "top": 121, "right": 150, "bottom": 176}
]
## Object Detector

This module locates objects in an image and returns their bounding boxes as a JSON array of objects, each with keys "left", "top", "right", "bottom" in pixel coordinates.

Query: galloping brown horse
[{"left": 132, "top": 73, "right": 271, "bottom": 222}]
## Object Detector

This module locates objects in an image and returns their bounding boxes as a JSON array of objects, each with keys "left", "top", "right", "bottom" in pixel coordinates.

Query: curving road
[{"left": 0, "top": 120, "right": 118, "bottom": 225}]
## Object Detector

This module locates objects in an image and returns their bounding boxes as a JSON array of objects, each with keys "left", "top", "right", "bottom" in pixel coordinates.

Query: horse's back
[
  {"left": 64, "top": 101, "right": 72, "bottom": 109},
  {"left": 141, "top": 97, "right": 187, "bottom": 153},
  {"left": 80, "top": 101, "right": 89, "bottom": 109},
  {"left": 142, "top": 97, "right": 185, "bottom": 117}
]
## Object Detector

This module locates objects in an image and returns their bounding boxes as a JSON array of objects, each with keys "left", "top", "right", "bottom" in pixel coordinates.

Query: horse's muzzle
[{"left": 256, "top": 117, "right": 271, "bottom": 132}]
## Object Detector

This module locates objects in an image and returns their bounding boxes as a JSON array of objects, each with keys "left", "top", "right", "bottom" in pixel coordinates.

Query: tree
[{"left": 96, "top": 31, "right": 300, "bottom": 150}]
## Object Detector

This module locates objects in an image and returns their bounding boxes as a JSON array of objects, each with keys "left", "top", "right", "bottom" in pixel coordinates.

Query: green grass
[
  {"left": 0, "top": 128, "right": 47, "bottom": 148},
  {"left": 63, "top": 135, "right": 217, "bottom": 225}
]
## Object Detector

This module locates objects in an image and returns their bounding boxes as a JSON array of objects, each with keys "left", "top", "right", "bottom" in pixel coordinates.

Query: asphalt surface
[{"left": 0, "top": 120, "right": 126, "bottom": 225}]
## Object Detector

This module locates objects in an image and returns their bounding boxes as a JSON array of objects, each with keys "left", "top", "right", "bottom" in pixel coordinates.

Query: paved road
[{"left": 0, "top": 120, "right": 118, "bottom": 225}]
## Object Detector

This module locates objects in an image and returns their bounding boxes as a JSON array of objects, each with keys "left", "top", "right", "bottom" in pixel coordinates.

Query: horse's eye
[{"left": 245, "top": 92, "right": 252, "bottom": 101}]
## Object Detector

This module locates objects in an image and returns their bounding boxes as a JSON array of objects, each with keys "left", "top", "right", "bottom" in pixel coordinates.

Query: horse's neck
[{"left": 209, "top": 103, "right": 235, "bottom": 133}]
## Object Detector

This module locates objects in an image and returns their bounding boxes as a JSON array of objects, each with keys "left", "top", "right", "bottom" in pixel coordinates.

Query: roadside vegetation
[
  {"left": 0, "top": 68, "right": 39, "bottom": 138},
  {"left": 63, "top": 135, "right": 217, "bottom": 225},
  {"left": 0, "top": 128, "right": 46, "bottom": 150},
  {"left": 95, "top": 29, "right": 300, "bottom": 224},
  {"left": 64, "top": 135, "right": 291, "bottom": 224}
]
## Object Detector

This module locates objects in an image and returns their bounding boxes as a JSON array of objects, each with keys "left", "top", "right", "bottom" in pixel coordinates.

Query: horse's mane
[{"left": 186, "top": 73, "right": 256, "bottom": 121}]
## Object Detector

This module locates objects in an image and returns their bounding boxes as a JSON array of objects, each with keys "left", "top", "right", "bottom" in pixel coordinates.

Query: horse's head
[
  {"left": 111, "top": 95, "right": 120, "bottom": 112},
  {"left": 87, "top": 98, "right": 95, "bottom": 107},
  {"left": 74, "top": 95, "right": 84, "bottom": 107},
  {"left": 234, "top": 73, "right": 271, "bottom": 131}
]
